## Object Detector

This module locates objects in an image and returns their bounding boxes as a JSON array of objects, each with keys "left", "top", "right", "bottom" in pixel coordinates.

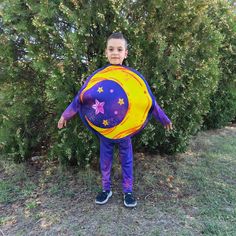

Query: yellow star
[
  {"left": 97, "top": 87, "right": 103, "bottom": 93},
  {"left": 118, "top": 98, "right": 124, "bottom": 105},
  {"left": 103, "top": 120, "right": 109, "bottom": 126}
]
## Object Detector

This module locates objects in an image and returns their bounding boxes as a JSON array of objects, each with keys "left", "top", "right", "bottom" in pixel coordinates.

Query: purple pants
[{"left": 100, "top": 137, "right": 133, "bottom": 193}]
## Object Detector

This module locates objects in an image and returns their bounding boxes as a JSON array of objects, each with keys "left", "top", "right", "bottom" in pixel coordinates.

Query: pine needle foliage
[{"left": 0, "top": 0, "right": 235, "bottom": 164}]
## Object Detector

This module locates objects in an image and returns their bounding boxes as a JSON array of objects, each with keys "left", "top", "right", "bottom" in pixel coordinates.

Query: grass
[
  {"left": 174, "top": 130, "right": 236, "bottom": 235},
  {"left": 0, "top": 125, "right": 235, "bottom": 235},
  {"left": 0, "top": 162, "right": 38, "bottom": 204}
]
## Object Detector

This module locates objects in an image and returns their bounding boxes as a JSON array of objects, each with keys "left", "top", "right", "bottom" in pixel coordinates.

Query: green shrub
[
  {"left": 0, "top": 80, "right": 47, "bottom": 162},
  {"left": 203, "top": 2, "right": 236, "bottom": 129},
  {"left": 130, "top": 1, "right": 223, "bottom": 153},
  {"left": 0, "top": 0, "right": 234, "bottom": 165}
]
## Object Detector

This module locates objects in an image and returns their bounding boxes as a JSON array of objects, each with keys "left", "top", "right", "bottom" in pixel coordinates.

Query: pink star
[{"left": 92, "top": 99, "right": 105, "bottom": 115}]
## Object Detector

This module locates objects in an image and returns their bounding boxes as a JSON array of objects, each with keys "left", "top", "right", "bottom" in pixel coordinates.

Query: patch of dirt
[
  {"left": 1, "top": 124, "right": 235, "bottom": 235},
  {"left": 0, "top": 156, "right": 192, "bottom": 235}
]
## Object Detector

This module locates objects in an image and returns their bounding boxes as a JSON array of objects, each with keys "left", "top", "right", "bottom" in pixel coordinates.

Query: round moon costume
[{"left": 62, "top": 64, "right": 171, "bottom": 193}]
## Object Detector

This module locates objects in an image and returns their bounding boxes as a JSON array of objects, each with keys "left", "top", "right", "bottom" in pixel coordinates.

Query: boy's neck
[{"left": 108, "top": 63, "right": 123, "bottom": 66}]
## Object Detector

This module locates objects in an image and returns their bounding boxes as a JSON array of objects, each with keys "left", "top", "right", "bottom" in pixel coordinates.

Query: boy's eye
[
  {"left": 109, "top": 48, "right": 113, "bottom": 52},
  {"left": 118, "top": 48, "right": 123, "bottom": 52}
]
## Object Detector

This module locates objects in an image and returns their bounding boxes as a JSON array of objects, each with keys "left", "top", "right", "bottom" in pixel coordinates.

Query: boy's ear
[{"left": 125, "top": 50, "right": 128, "bottom": 58}]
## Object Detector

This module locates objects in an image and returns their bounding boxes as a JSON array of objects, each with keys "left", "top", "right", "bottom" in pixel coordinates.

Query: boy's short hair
[{"left": 107, "top": 32, "right": 128, "bottom": 49}]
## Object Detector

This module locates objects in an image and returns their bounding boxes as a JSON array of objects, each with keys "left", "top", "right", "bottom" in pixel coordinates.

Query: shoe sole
[{"left": 95, "top": 191, "right": 112, "bottom": 205}]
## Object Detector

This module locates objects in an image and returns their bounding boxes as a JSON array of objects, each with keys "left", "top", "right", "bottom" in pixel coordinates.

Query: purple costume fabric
[
  {"left": 61, "top": 65, "right": 171, "bottom": 193},
  {"left": 100, "top": 138, "right": 133, "bottom": 193}
]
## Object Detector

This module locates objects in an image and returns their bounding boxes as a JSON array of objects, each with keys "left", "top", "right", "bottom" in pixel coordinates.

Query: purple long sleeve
[
  {"left": 152, "top": 101, "right": 171, "bottom": 126},
  {"left": 62, "top": 93, "right": 80, "bottom": 121}
]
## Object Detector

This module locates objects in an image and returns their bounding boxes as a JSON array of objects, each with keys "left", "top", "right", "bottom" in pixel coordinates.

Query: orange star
[
  {"left": 97, "top": 87, "right": 103, "bottom": 93},
  {"left": 103, "top": 120, "right": 109, "bottom": 126},
  {"left": 118, "top": 98, "right": 124, "bottom": 105}
]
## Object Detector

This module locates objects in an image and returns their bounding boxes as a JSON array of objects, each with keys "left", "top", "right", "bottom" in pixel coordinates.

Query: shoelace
[
  {"left": 125, "top": 193, "right": 135, "bottom": 201},
  {"left": 98, "top": 191, "right": 108, "bottom": 198}
]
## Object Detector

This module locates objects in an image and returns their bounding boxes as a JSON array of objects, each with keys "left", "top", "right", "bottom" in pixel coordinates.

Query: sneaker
[
  {"left": 124, "top": 192, "right": 137, "bottom": 208},
  {"left": 95, "top": 190, "right": 112, "bottom": 205}
]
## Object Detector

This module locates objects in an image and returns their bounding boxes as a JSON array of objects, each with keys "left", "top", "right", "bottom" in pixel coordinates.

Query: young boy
[{"left": 58, "top": 32, "right": 172, "bottom": 208}]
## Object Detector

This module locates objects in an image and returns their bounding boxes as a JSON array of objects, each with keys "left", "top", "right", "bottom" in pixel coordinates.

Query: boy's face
[{"left": 105, "top": 38, "right": 128, "bottom": 65}]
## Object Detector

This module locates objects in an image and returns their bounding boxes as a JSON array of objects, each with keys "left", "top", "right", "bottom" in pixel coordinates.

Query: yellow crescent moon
[{"left": 80, "top": 65, "right": 152, "bottom": 139}]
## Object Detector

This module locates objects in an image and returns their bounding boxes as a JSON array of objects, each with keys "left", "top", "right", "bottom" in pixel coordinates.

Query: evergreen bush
[
  {"left": 0, "top": 0, "right": 235, "bottom": 165},
  {"left": 203, "top": 2, "right": 236, "bottom": 129},
  {"left": 130, "top": 1, "right": 223, "bottom": 153}
]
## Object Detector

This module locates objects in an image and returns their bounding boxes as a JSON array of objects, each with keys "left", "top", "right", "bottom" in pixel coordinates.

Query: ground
[{"left": 0, "top": 125, "right": 236, "bottom": 236}]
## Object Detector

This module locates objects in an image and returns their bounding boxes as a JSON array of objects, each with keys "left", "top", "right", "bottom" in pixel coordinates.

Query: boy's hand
[
  {"left": 164, "top": 123, "right": 173, "bottom": 131},
  {"left": 58, "top": 116, "right": 67, "bottom": 129}
]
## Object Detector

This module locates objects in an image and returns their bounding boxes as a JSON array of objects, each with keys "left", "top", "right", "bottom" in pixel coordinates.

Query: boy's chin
[
  {"left": 109, "top": 61, "right": 122, "bottom": 65},
  {"left": 109, "top": 59, "right": 123, "bottom": 65}
]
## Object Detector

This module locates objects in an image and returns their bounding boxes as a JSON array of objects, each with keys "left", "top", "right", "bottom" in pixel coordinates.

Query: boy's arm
[
  {"left": 58, "top": 93, "right": 80, "bottom": 129},
  {"left": 62, "top": 93, "right": 80, "bottom": 120},
  {"left": 152, "top": 101, "right": 173, "bottom": 131}
]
